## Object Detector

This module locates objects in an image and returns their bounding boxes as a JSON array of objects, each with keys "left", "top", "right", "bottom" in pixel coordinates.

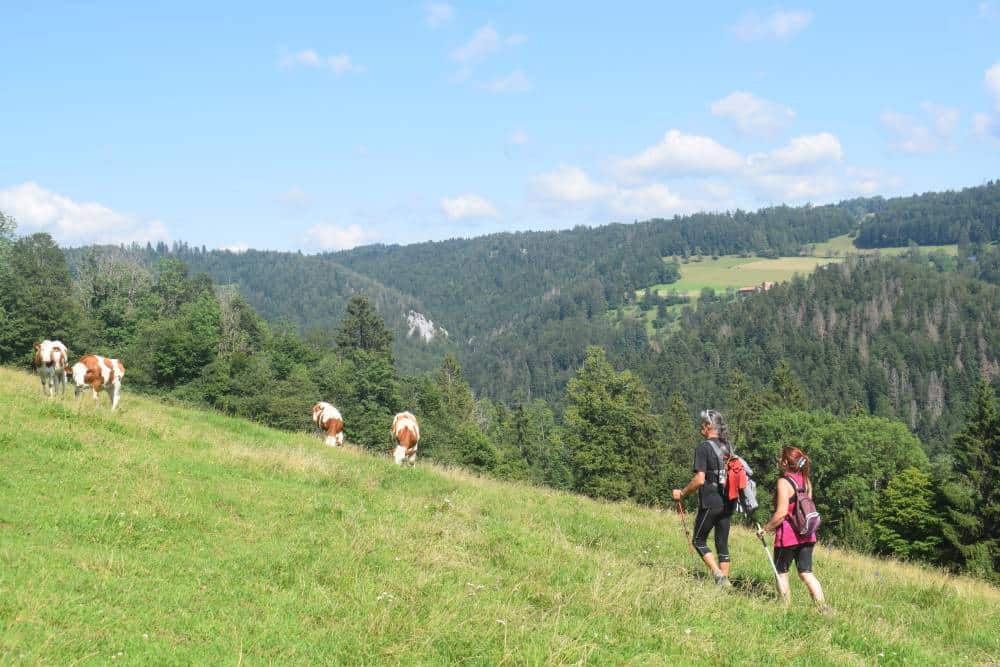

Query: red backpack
[{"left": 784, "top": 475, "right": 821, "bottom": 536}]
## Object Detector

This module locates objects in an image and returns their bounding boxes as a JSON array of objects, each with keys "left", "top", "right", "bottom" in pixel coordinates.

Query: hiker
[
  {"left": 756, "top": 446, "right": 829, "bottom": 611},
  {"left": 672, "top": 409, "right": 736, "bottom": 587}
]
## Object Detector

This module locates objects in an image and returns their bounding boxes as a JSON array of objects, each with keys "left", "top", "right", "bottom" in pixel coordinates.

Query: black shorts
[{"left": 774, "top": 543, "right": 815, "bottom": 574}]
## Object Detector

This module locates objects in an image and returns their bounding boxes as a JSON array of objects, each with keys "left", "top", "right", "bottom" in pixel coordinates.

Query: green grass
[
  {"left": 2, "top": 367, "right": 998, "bottom": 664},
  {"left": 808, "top": 234, "right": 959, "bottom": 258},
  {"left": 643, "top": 256, "right": 843, "bottom": 298},
  {"left": 638, "top": 238, "right": 960, "bottom": 301}
]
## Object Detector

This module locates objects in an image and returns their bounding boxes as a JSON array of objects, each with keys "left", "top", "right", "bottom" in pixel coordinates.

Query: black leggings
[
  {"left": 692, "top": 504, "right": 732, "bottom": 562},
  {"left": 774, "top": 543, "right": 815, "bottom": 574}
]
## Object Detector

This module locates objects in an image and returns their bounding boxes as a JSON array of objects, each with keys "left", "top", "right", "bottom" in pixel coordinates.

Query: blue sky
[{"left": 1, "top": 2, "right": 998, "bottom": 251}]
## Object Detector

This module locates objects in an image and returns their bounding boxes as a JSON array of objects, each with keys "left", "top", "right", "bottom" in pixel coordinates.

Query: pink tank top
[{"left": 775, "top": 472, "right": 818, "bottom": 548}]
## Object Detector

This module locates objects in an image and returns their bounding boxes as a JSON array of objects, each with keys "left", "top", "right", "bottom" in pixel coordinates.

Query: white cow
[
  {"left": 312, "top": 402, "right": 345, "bottom": 446},
  {"left": 391, "top": 411, "right": 420, "bottom": 465},
  {"left": 68, "top": 355, "right": 126, "bottom": 410},
  {"left": 33, "top": 340, "right": 69, "bottom": 397}
]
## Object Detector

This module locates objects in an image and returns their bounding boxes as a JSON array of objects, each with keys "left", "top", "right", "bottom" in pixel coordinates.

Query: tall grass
[{"left": 1, "top": 367, "right": 997, "bottom": 664}]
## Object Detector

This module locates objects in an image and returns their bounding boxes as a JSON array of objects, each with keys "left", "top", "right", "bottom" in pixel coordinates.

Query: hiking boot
[
  {"left": 816, "top": 604, "right": 833, "bottom": 615},
  {"left": 713, "top": 572, "right": 733, "bottom": 589}
]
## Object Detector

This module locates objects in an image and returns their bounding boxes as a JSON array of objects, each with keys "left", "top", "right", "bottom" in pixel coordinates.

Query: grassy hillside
[{"left": 1, "top": 367, "right": 997, "bottom": 664}]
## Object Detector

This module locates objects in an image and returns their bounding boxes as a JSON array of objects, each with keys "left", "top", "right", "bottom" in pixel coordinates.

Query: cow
[
  {"left": 33, "top": 340, "right": 69, "bottom": 397},
  {"left": 391, "top": 411, "right": 420, "bottom": 466},
  {"left": 67, "top": 355, "right": 126, "bottom": 410},
  {"left": 312, "top": 402, "right": 345, "bottom": 447}
]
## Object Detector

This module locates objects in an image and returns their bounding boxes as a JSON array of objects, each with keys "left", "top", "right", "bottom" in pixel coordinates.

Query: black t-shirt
[{"left": 693, "top": 439, "right": 729, "bottom": 509}]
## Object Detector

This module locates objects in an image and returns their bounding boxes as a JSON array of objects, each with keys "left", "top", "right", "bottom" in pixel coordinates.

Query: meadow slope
[{"left": 1, "top": 367, "right": 997, "bottom": 665}]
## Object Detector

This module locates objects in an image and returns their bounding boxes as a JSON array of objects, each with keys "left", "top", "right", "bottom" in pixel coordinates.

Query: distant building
[{"left": 738, "top": 281, "right": 776, "bottom": 294}]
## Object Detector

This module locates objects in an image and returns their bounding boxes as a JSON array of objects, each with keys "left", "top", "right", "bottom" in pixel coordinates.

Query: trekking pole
[
  {"left": 755, "top": 522, "right": 781, "bottom": 583},
  {"left": 677, "top": 500, "right": 696, "bottom": 554}
]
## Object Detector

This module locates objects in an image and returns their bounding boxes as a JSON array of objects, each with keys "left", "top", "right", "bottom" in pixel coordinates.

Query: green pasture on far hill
[{"left": 1, "top": 366, "right": 997, "bottom": 664}]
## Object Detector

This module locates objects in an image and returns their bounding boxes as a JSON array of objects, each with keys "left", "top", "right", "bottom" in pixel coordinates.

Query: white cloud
[
  {"left": 453, "top": 25, "right": 502, "bottom": 66},
  {"left": 529, "top": 165, "right": 614, "bottom": 204},
  {"left": 615, "top": 130, "right": 744, "bottom": 179},
  {"left": 507, "top": 129, "right": 529, "bottom": 146},
  {"left": 441, "top": 194, "right": 499, "bottom": 221},
  {"left": 844, "top": 167, "right": 904, "bottom": 195},
  {"left": 485, "top": 70, "right": 531, "bottom": 94},
  {"left": 920, "top": 102, "right": 960, "bottom": 136},
  {"left": 0, "top": 181, "right": 170, "bottom": 246},
  {"left": 732, "top": 10, "right": 812, "bottom": 41},
  {"left": 328, "top": 54, "right": 366, "bottom": 76},
  {"left": 281, "top": 49, "right": 322, "bottom": 67},
  {"left": 424, "top": 2, "right": 454, "bottom": 28},
  {"left": 746, "top": 163, "right": 903, "bottom": 204},
  {"left": 219, "top": 244, "right": 249, "bottom": 253},
  {"left": 280, "top": 49, "right": 366, "bottom": 76},
  {"left": 302, "top": 223, "right": 374, "bottom": 251},
  {"left": 881, "top": 102, "right": 960, "bottom": 154},
  {"left": 610, "top": 183, "right": 684, "bottom": 218},
  {"left": 752, "top": 132, "right": 844, "bottom": 170},
  {"left": 529, "top": 166, "right": 690, "bottom": 219},
  {"left": 451, "top": 24, "right": 526, "bottom": 79},
  {"left": 710, "top": 91, "right": 796, "bottom": 136},
  {"left": 987, "top": 62, "right": 1000, "bottom": 110}
]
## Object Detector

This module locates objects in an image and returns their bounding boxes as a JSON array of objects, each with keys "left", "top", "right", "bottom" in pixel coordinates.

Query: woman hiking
[
  {"left": 756, "top": 446, "right": 830, "bottom": 612},
  {"left": 672, "top": 409, "right": 736, "bottom": 587}
]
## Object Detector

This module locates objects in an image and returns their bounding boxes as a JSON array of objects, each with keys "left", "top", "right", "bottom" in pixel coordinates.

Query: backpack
[
  {"left": 707, "top": 440, "right": 759, "bottom": 515},
  {"left": 783, "top": 475, "right": 821, "bottom": 536}
]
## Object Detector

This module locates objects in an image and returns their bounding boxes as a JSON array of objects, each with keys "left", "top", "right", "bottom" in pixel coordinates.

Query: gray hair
[{"left": 700, "top": 409, "right": 732, "bottom": 448}]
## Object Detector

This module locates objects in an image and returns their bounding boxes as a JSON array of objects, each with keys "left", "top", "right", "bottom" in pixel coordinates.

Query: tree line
[{"left": 854, "top": 180, "right": 1000, "bottom": 248}]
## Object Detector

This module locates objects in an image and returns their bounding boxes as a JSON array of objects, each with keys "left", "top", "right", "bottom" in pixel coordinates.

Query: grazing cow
[
  {"left": 33, "top": 340, "right": 69, "bottom": 397},
  {"left": 312, "top": 402, "right": 345, "bottom": 447},
  {"left": 391, "top": 411, "right": 420, "bottom": 466},
  {"left": 68, "top": 355, "right": 126, "bottom": 410}
]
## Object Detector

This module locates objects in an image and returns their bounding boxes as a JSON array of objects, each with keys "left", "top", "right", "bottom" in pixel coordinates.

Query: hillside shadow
[
  {"left": 684, "top": 568, "right": 776, "bottom": 600},
  {"left": 730, "top": 574, "right": 777, "bottom": 600}
]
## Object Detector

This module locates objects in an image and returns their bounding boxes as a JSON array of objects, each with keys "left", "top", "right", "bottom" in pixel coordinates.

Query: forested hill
[
  {"left": 854, "top": 180, "right": 1000, "bottom": 248},
  {"left": 642, "top": 254, "right": 1000, "bottom": 449},
  {"left": 61, "top": 244, "right": 458, "bottom": 374},
  {"left": 333, "top": 204, "right": 855, "bottom": 340}
]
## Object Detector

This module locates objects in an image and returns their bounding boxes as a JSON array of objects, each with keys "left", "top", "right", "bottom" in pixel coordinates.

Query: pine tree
[
  {"left": 944, "top": 378, "right": 1000, "bottom": 576},
  {"left": 874, "top": 467, "right": 943, "bottom": 561},
  {"left": 564, "top": 347, "right": 661, "bottom": 503},
  {"left": 765, "top": 359, "right": 809, "bottom": 410},
  {"left": 726, "top": 369, "right": 763, "bottom": 449},
  {"left": 662, "top": 391, "right": 695, "bottom": 493},
  {"left": 333, "top": 296, "right": 400, "bottom": 450},
  {"left": 335, "top": 295, "right": 393, "bottom": 357}
]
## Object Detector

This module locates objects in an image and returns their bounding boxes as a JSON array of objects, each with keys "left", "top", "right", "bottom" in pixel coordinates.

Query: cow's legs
[
  {"left": 110, "top": 381, "right": 121, "bottom": 410},
  {"left": 393, "top": 445, "right": 406, "bottom": 465}
]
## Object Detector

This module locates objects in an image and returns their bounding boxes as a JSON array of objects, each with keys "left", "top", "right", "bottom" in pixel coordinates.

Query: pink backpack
[{"left": 784, "top": 475, "right": 821, "bottom": 536}]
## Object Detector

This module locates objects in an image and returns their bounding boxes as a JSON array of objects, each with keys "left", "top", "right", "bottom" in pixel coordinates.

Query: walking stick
[
  {"left": 677, "top": 500, "right": 696, "bottom": 554},
  {"left": 756, "top": 522, "right": 781, "bottom": 583}
]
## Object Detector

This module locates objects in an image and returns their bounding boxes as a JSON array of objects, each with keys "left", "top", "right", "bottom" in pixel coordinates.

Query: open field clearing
[
  {"left": 1, "top": 366, "right": 997, "bottom": 664},
  {"left": 636, "top": 239, "right": 960, "bottom": 302}
]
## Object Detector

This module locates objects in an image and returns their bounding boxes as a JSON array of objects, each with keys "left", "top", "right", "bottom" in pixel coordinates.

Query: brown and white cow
[
  {"left": 33, "top": 340, "right": 69, "bottom": 397},
  {"left": 391, "top": 411, "right": 420, "bottom": 465},
  {"left": 68, "top": 355, "right": 126, "bottom": 410},
  {"left": 311, "top": 402, "right": 345, "bottom": 447}
]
